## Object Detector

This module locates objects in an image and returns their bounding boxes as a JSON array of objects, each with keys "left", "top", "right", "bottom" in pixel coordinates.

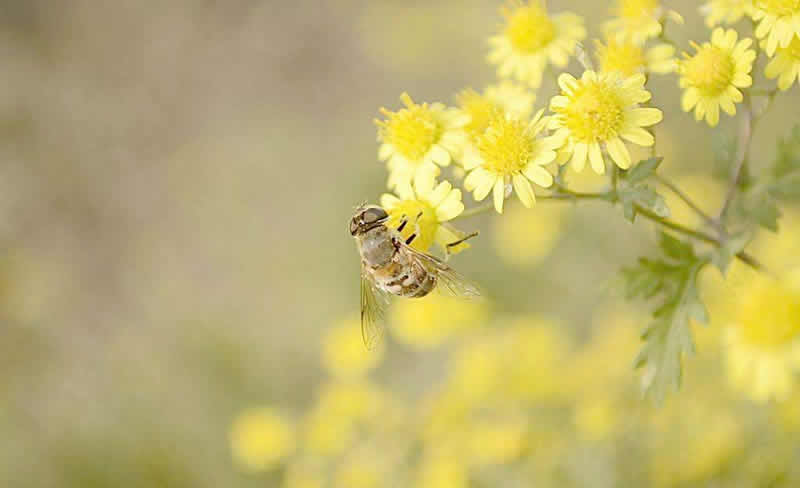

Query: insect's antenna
[{"left": 353, "top": 200, "right": 368, "bottom": 211}]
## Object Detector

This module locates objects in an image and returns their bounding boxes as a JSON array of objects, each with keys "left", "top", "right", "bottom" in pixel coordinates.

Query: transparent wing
[
  {"left": 402, "top": 244, "right": 482, "bottom": 299},
  {"left": 361, "top": 266, "right": 390, "bottom": 349}
]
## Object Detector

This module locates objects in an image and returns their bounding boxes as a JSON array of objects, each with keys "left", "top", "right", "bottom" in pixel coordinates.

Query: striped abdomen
[{"left": 369, "top": 249, "right": 437, "bottom": 298}]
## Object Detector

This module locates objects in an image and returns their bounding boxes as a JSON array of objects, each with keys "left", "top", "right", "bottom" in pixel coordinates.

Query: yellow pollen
[
  {"left": 562, "top": 81, "right": 625, "bottom": 142},
  {"left": 683, "top": 46, "right": 735, "bottom": 96},
  {"left": 619, "top": 0, "right": 659, "bottom": 18},
  {"left": 598, "top": 40, "right": 645, "bottom": 76},
  {"left": 737, "top": 278, "right": 800, "bottom": 347},
  {"left": 757, "top": 0, "right": 800, "bottom": 16},
  {"left": 386, "top": 200, "right": 438, "bottom": 251},
  {"left": 378, "top": 97, "right": 442, "bottom": 162},
  {"left": 505, "top": 5, "right": 556, "bottom": 53},
  {"left": 457, "top": 89, "right": 496, "bottom": 137},
  {"left": 476, "top": 114, "right": 535, "bottom": 175}
]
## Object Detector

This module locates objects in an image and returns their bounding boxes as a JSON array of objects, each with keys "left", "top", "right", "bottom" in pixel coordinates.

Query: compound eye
[{"left": 363, "top": 207, "right": 388, "bottom": 224}]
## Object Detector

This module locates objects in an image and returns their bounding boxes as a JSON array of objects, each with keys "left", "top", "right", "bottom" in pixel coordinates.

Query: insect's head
[{"left": 350, "top": 204, "right": 389, "bottom": 236}]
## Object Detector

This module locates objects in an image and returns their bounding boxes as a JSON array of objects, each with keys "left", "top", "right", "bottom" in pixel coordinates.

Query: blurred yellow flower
[
  {"left": 304, "top": 382, "right": 387, "bottom": 456},
  {"left": 549, "top": 71, "right": 662, "bottom": 173},
  {"left": 678, "top": 28, "right": 755, "bottom": 127},
  {"left": 573, "top": 398, "right": 618, "bottom": 440},
  {"left": 390, "top": 293, "right": 487, "bottom": 349},
  {"left": 488, "top": 1, "right": 586, "bottom": 88},
  {"left": 463, "top": 110, "right": 563, "bottom": 213},
  {"left": 660, "top": 173, "right": 724, "bottom": 229},
  {"left": 229, "top": 408, "right": 295, "bottom": 472},
  {"left": 701, "top": 0, "right": 754, "bottom": 26},
  {"left": 322, "top": 318, "right": 384, "bottom": 378},
  {"left": 502, "top": 319, "right": 572, "bottom": 402},
  {"left": 456, "top": 83, "right": 535, "bottom": 140},
  {"left": 594, "top": 37, "right": 676, "bottom": 76},
  {"left": 334, "top": 455, "right": 383, "bottom": 488},
  {"left": 491, "top": 201, "right": 566, "bottom": 267},
  {"left": 466, "top": 417, "right": 528, "bottom": 466},
  {"left": 725, "top": 271, "right": 800, "bottom": 402},
  {"left": 604, "top": 0, "right": 667, "bottom": 44},
  {"left": 765, "top": 36, "right": 800, "bottom": 90},
  {"left": 376, "top": 93, "right": 467, "bottom": 191},
  {"left": 751, "top": 0, "right": 800, "bottom": 56},
  {"left": 416, "top": 454, "right": 468, "bottom": 488},
  {"left": 380, "top": 179, "right": 466, "bottom": 254}
]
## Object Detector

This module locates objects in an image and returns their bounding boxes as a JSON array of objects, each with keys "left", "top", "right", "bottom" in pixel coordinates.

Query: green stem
[{"left": 654, "top": 174, "right": 721, "bottom": 232}]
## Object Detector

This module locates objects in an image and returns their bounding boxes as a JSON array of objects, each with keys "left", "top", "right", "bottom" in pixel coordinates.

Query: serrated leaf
[
  {"left": 618, "top": 185, "right": 670, "bottom": 222},
  {"left": 621, "top": 232, "right": 708, "bottom": 404},
  {"left": 710, "top": 233, "right": 750, "bottom": 274},
  {"left": 624, "top": 157, "right": 663, "bottom": 185}
]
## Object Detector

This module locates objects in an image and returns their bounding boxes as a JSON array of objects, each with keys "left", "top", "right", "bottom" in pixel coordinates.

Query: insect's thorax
[{"left": 357, "top": 226, "right": 397, "bottom": 268}]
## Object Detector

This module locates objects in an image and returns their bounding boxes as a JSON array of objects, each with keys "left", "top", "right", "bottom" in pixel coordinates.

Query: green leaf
[
  {"left": 618, "top": 185, "right": 670, "bottom": 222},
  {"left": 712, "top": 131, "right": 737, "bottom": 182},
  {"left": 710, "top": 233, "right": 750, "bottom": 274},
  {"left": 625, "top": 157, "right": 663, "bottom": 185},
  {"left": 621, "top": 233, "right": 708, "bottom": 403}
]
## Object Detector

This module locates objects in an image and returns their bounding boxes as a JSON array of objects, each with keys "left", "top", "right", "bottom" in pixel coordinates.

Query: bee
[{"left": 349, "top": 204, "right": 480, "bottom": 348}]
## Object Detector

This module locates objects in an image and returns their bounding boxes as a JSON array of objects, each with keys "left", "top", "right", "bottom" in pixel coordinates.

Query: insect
[{"left": 349, "top": 204, "right": 481, "bottom": 348}]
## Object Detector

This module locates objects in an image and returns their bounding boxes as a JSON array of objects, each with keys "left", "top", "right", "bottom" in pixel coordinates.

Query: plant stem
[
  {"left": 654, "top": 174, "right": 721, "bottom": 232},
  {"left": 718, "top": 94, "right": 753, "bottom": 221}
]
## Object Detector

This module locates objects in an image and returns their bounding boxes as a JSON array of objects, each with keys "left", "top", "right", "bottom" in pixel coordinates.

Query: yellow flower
[
  {"left": 380, "top": 179, "right": 467, "bottom": 254},
  {"left": 751, "top": 0, "right": 800, "bottom": 56},
  {"left": 334, "top": 455, "right": 383, "bottom": 488},
  {"left": 322, "top": 318, "right": 384, "bottom": 378},
  {"left": 303, "top": 382, "right": 387, "bottom": 456},
  {"left": 466, "top": 417, "right": 528, "bottom": 466},
  {"left": 594, "top": 37, "right": 676, "bottom": 76},
  {"left": 678, "top": 28, "right": 755, "bottom": 127},
  {"left": 462, "top": 110, "right": 562, "bottom": 213},
  {"left": 376, "top": 93, "right": 467, "bottom": 190},
  {"left": 765, "top": 35, "right": 800, "bottom": 89},
  {"left": 604, "top": 0, "right": 666, "bottom": 44},
  {"left": 660, "top": 173, "right": 725, "bottom": 229},
  {"left": 491, "top": 201, "right": 566, "bottom": 267},
  {"left": 416, "top": 454, "right": 468, "bottom": 488},
  {"left": 230, "top": 408, "right": 295, "bottom": 472},
  {"left": 488, "top": 1, "right": 586, "bottom": 88},
  {"left": 701, "top": 0, "right": 754, "bottom": 26},
  {"left": 455, "top": 82, "right": 535, "bottom": 139},
  {"left": 549, "top": 70, "right": 663, "bottom": 173},
  {"left": 725, "top": 271, "right": 800, "bottom": 403},
  {"left": 390, "top": 293, "right": 487, "bottom": 349}
]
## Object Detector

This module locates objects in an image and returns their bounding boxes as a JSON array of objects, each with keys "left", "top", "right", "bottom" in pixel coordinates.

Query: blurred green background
[{"left": 1, "top": 1, "right": 799, "bottom": 487}]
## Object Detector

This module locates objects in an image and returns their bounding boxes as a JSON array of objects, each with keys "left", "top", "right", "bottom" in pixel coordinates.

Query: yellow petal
[
  {"left": 681, "top": 87, "right": 699, "bottom": 112},
  {"left": 606, "top": 137, "right": 631, "bottom": 169},
  {"left": 512, "top": 174, "right": 535, "bottom": 208},
  {"left": 571, "top": 142, "right": 588, "bottom": 172},
  {"left": 621, "top": 127, "right": 655, "bottom": 146},
  {"left": 435, "top": 189, "right": 464, "bottom": 222},
  {"left": 627, "top": 108, "right": 663, "bottom": 127},
  {"left": 588, "top": 142, "right": 604, "bottom": 174},
  {"left": 380, "top": 194, "right": 401, "bottom": 210},
  {"left": 523, "top": 164, "right": 553, "bottom": 188},
  {"left": 493, "top": 178, "right": 506, "bottom": 214}
]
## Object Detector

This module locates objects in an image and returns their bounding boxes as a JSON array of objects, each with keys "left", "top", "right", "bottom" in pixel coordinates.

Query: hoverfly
[{"left": 349, "top": 204, "right": 481, "bottom": 348}]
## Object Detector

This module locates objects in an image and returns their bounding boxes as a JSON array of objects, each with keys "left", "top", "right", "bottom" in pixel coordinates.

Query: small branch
[
  {"left": 718, "top": 95, "right": 753, "bottom": 220},
  {"left": 654, "top": 174, "right": 722, "bottom": 233}
]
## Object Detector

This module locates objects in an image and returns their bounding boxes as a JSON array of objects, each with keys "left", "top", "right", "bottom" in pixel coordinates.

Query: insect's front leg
[
  {"left": 444, "top": 231, "right": 479, "bottom": 261},
  {"left": 403, "top": 211, "right": 424, "bottom": 246}
]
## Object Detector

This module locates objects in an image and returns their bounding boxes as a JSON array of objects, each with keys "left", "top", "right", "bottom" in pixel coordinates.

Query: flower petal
[
  {"left": 627, "top": 108, "right": 663, "bottom": 127},
  {"left": 523, "top": 164, "right": 554, "bottom": 187},
  {"left": 588, "top": 142, "right": 604, "bottom": 174},
  {"left": 620, "top": 127, "right": 655, "bottom": 146},
  {"left": 380, "top": 193, "right": 401, "bottom": 210},
  {"left": 435, "top": 189, "right": 464, "bottom": 221},
  {"left": 493, "top": 178, "right": 506, "bottom": 214},
  {"left": 606, "top": 137, "right": 631, "bottom": 169},
  {"left": 512, "top": 173, "right": 536, "bottom": 208},
  {"left": 571, "top": 142, "right": 588, "bottom": 172}
]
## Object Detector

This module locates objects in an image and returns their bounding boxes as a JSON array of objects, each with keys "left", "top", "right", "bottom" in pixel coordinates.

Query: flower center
[
  {"left": 781, "top": 35, "right": 800, "bottom": 58},
  {"left": 619, "top": 0, "right": 659, "bottom": 18},
  {"left": 381, "top": 105, "right": 442, "bottom": 162},
  {"left": 757, "top": 0, "right": 800, "bottom": 16},
  {"left": 505, "top": 5, "right": 556, "bottom": 53},
  {"left": 683, "top": 46, "right": 735, "bottom": 96},
  {"left": 598, "top": 40, "right": 645, "bottom": 76},
  {"left": 457, "top": 89, "right": 497, "bottom": 138},
  {"left": 561, "top": 81, "right": 625, "bottom": 142},
  {"left": 386, "top": 199, "right": 438, "bottom": 251},
  {"left": 737, "top": 278, "right": 800, "bottom": 347},
  {"left": 476, "top": 114, "right": 534, "bottom": 175}
]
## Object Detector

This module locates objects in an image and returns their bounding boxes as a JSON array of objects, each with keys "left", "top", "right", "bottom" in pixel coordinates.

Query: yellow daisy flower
[
  {"left": 594, "top": 36, "right": 677, "bottom": 76},
  {"left": 548, "top": 70, "right": 663, "bottom": 173},
  {"left": 604, "top": 0, "right": 667, "bottom": 44},
  {"left": 751, "top": 0, "right": 800, "bottom": 56},
  {"left": 462, "top": 110, "right": 562, "bottom": 213},
  {"left": 456, "top": 82, "right": 535, "bottom": 140},
  {"left": 678, "top": 28, "right": 755, "bottom": 127},
  {"left": 230, "top": 408, "right": 295, "bottom": 472},
  {"left": 380, "top": 179, "right": 467, "bottom": 254},
  {"left": 390, "top": 293, "right": 487, "bottom": 349},
  {"left": 488, "top": 1, "right": 586, "bottom": 89},
  {"left": 491, "top": 202, "right": 566, "bottom": 267},
  {"left": 765, "top": 35, "right": 800, "bottom": 90},
  {"left": 724, "top": 271, "right": 800, "bottom": 403},
  {"left": 701, "top": 0, "right": 754, "bottom": 26},
  {"left": 376, "top": 93, "right": 468, "bottom": 190}
]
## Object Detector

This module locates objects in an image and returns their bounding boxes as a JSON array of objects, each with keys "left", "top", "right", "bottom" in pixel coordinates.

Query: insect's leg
[
  {"left": 396, "top": 214, "right": 409, "bottom": 233},
  {"left": 443, "top": 231, "right": 479, "bottom": 260},
  {"left": 404, "top": 211, "right": 424, "bottom": 246}
]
